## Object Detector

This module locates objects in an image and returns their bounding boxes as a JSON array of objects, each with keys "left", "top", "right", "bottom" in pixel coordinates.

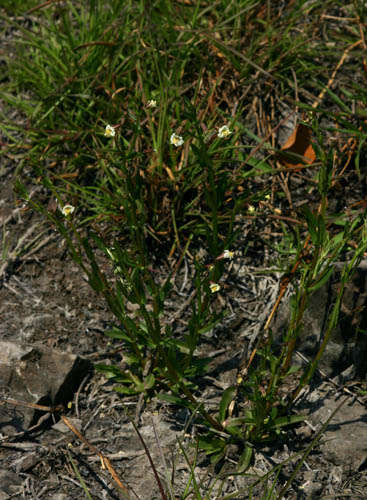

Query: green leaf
[
  {"left": 317, "top": 213, "right": 327, "bottom": 246},
  {"left": 88, "top": 230, "right": 107, "bottom": 253},
  {"left": 158, "top": 393, "right": 192, "bottom": 409},
  {"left": 318, "top": 160, "right": 333, "bottom": 196},
  {"left": 237, "top": 445, "right": 253, "bottom": 473},
  {"left": 285, "top": 364, "right": 301, "bottom": 376},
  {"left": 143, "top": 373, "right": 155, "bottom": 390},
  {"left": 301, "top": 206, "right": 318, "bottom": 245},
  {"left": 225, "top": 424, "right": 244, "bottom": 438},
  {"left": 224, "top": 416, "right": 252, "bottom": 430},
  {"left": 81, "top": 237, "right": 105, "bottom": 292},
  {"left": 197, "top": 436, "right": 225, "bottom": 455},
  {"left": 273, "top": 413, "right": 305, "bottom": 429},
  {"left": 219, "top": 386, "right": 237, "bottom": 423},
  {"left": 355, "top": 134, "right": 367, "bottom": 179},
  {"left": 105, "top": 327, "right": 130, "bottom": 341},
  {"left": 242, "top": 156, "right": 274, "bottom": 178},
  {"left": 198, "top": 314, "right": 223, "bottom": 335},
  {"left": 307, "top": 265, "right": 334, "bottom": 293},
  {"left": 114, "top": 385, "right": 140, "bottom": 395},
  {"left": 95, "top": 364, "right": 123, "bottom": 378},
  {"left": 323, "top": 86, "right": 352, "bottom": 114},
  {"left": 327, "top": 230, "right": 345, "bottom": 252},
  {"left": 210, "top": 449, "right": 226, "bottom": 465}
]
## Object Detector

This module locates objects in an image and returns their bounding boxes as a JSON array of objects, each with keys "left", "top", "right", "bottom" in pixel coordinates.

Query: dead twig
[
  {"left": 0, "top": 397, "right": 131, "bottom": 497},
  {"left": 312, "top": 40, "right": 362, "bottom": 109}
]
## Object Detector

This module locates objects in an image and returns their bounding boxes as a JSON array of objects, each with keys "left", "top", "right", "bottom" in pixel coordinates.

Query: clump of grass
[
  {"left": 1, "top": 0, "right": 39, "bottom": 14},
  {"left": 2, "top": 0, "right": 367, "bottom": 495}
]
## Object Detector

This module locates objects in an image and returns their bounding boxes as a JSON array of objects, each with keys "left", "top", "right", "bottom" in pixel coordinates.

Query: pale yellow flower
[
  {"left": 247, "top": 205, "right": 255, "bottom": 214},
  {"left": 170, "top": 133, "right": 184, "bottom": 147},
  {"left": 104, "top": 124, "right": 116, "bottom": 138},
  {"left": 223, "top": 250, "right": 234, "bottom": 259},
  {"left": 61, "top": 204, "right": 75, "bottom": 216},
  {"left": 147, "top": 99, "right": 157, "bottom": 108},
  {"left": 218, "top": 125, "right": 231, "bottom": 139},
  {"left": 210, "top": 283, "right": 220, "bottom": 293}
]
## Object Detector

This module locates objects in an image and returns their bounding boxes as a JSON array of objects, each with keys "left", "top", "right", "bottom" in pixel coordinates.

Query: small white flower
[
  {"left": 104, "top": 124, "right": 116, "bottom": 138},
  {"left": 147, "top": 99, "right": 157, "bottom": 108},
  {"left": 170, "top": 132, "right": 184, "bottom": 147},
  {"left": 61, "top": 204, "right": 75, "bottom": 216},
  {"left": 247, "top": 205, "right": 255, "bottom": 214},
  {"left": 218, "top": 125, "right": 231, "bottom": 139},
  {"left": 210, "top": 283, "right": 220, "bottom": 293},
  {"left": 223, "top": 250, "right": 234, "bottom": 259}
]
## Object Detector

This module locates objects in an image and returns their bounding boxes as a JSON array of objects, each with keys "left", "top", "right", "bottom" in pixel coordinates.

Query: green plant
[{"left": 3, "top": 0, "right": 367, "bottom": 491}]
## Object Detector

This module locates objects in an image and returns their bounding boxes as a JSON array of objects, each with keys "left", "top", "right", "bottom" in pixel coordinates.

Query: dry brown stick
[
  {"left": 0, "top": 413, "right": 52, "bottom": 444},
  {"left": 265, "top": 234, "right": 311, "bottom": 333},
  {"left": 335, "top": 136, "right": 358, "bottom": 182},
  {"left": 0, "top": 398, "right": 63, "bottom": 443},
  {"left": 1, "top": 397, "right": 63, "bottom": 413},
  {"left": 61, "top": 415, "right": 131, "bottom": 496},
  {"left": 27, "top": 0, "right": 61, "bottom": 14},
  {"left": 312, "top": 39, "right": 362, "bottom": 109},
  {"left": 0, "top": 397, "right": 131, "bottom": 497},
  {"left": 357, "top": 13, "right": 367, "bottom": 79},
  {"left": 245, "top": 110, "right": 299, "bottom": 166},
  {"left": 240, "top": 234, "right": 312, "bottom": 380}
]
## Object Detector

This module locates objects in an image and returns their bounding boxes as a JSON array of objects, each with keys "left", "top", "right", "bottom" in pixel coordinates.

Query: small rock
[
  {"left": 0, "top": 340, "right": 91, "bottom": 434},
  {"left": 11, "top": 451, "right": 43, "bottom": 473},
  {"left": 0, "top": 470, "right": 23, "bottom": 496},
  {"left": 52, "top": 417, "right": 82, "bottom": 434},
  {"left": 301, "top": 383, "right": 367, "bottom": 470},
  {"left": 299, "top": 470, "right": 323, "bottom": 498},
  {"left": 329, "top": 465, "right": 343, "bottom": 486}
]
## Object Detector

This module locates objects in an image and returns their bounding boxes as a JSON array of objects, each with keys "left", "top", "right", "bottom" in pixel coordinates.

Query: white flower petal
[
  {"left": 170, "top": 133, "right": 184, "bottom": 147},
  {"left": 104, "top": 124, "right": 116, "bottom": 137},
  {"left": 218, "top": 125, "right": 231, "bottom": 138},
  {"left": 61, "top": 204, "right": 75, "bottom": 216}
]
